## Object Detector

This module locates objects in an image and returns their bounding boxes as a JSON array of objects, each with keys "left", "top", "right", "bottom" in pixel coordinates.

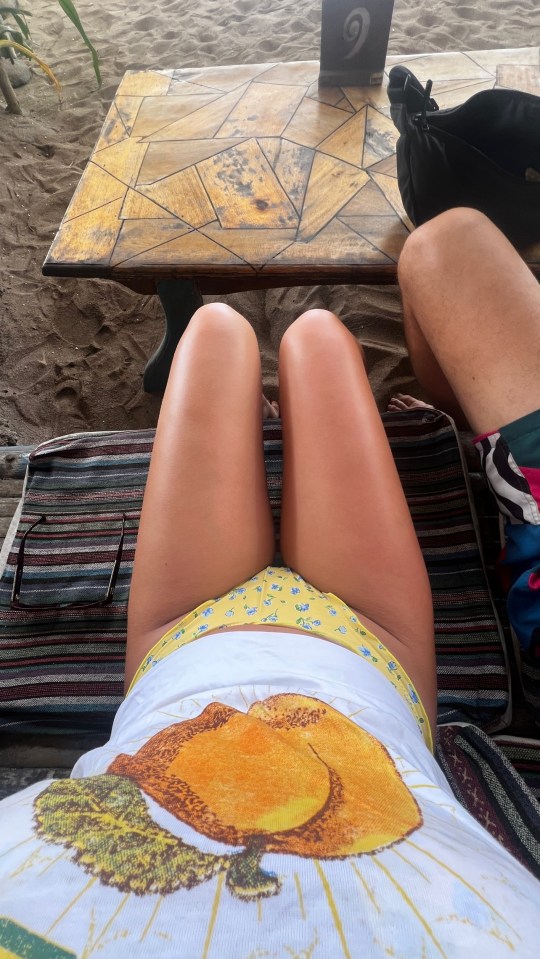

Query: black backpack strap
[{"left": 388, "top": 65, "right": 438, "bottom": 131}]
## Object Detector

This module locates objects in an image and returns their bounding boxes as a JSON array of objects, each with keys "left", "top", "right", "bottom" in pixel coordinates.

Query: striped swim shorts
[{"left": 474, "top": 407, "right": 540, "bottom": 655}]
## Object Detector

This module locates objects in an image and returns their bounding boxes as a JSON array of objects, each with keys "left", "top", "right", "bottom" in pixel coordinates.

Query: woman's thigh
[
  {"left": 125, "top": 303, "right": 275, "bottom": 690},
  {"left": 278, "top": 309, "right": 436, "bottom": 725}
]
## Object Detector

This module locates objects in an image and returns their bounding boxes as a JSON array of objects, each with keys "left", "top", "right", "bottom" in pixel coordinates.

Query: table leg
[{"left": 143, "top": 279, "right": 203, "bottom": 392}]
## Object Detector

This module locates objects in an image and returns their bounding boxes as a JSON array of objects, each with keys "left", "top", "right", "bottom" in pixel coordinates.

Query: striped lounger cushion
[
  {"left": 494, "top": 735, "right": 540, "bottom": 803},
  {"left": 436, "top": 724, "right": 540, "bottom": 879},
  {"left": 0, "top": 409, "right": 509, "bottom": 735}
]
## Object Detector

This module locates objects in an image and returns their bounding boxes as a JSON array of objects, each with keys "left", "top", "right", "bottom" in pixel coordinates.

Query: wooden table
[{"left": 43, "top": 47, "right": 540, "bottom": 390}]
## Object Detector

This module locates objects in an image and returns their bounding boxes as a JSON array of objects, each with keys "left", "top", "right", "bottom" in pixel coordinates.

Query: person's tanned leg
[
  {"left": 398, "top": 208, "right": 540, "bottom": 432},
  {"left": 279, "top": 309, "right": 436, "bottom": 728},
  {"left": 399, "top": 210, "right": 540, "bottom": 661},
  {"left": 125, "top": 303, "right": 275, "bottom": 690}
]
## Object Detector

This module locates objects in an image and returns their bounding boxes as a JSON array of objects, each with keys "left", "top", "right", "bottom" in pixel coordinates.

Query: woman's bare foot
[
  {"left": 262, "top": 394, "right": 280, "bottom": 419},
  {"left": 387, "top": 393, "right": 435, "bottom": 413}
]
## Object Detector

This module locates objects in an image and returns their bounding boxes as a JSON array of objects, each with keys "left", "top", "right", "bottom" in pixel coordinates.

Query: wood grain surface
[{"left": 43, "top": 48, "right": 540, "bottom": 287}]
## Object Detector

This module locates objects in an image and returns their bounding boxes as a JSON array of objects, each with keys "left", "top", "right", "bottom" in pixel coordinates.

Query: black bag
[{"left": 387, "top": 65, "right": 540, "bottom": 246}]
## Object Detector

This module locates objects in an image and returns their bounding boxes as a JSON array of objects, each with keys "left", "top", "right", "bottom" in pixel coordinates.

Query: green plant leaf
[
  {"left": 0, "top": 6, "right": 32, "bottom": 15},
  {"left": 0, "top": 8, "right": 30, "bottom": 40},
  {"left": 0, "top": 21, "right": 31, "bottom": 47},
  {"left": 10, "top": 11, "right": 31, "bottom": 40},
  {"left": 56, "top": 0, "right": 100, "bottom": 86},
  {"left": 0, "top": 27, "right": 26, "bottom": 45},
  {"left": 34, "top": 775, "right": 229, "bottom": 895}
]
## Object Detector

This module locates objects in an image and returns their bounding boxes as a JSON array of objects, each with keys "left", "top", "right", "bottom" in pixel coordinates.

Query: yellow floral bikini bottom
[{"left": 130, "top": 565, "right": 432, "bottom": 749}]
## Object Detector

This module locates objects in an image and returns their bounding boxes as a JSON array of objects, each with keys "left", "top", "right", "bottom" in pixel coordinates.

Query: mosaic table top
[{"left": 43, "top": 47, "right": 540, "bottom": 290}]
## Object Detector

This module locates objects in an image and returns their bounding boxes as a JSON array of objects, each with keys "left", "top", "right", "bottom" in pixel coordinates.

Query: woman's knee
[
  {"left": 189, "top": 302, "right": 255, "bottom": 340},
  {"left": 174, "top": 302, "right": 258, "bottom": 367},
  {"left": 282, "top": 308, "right": 340, "bottom": 342},
  {"left": 280, "top": 309, "right": 364, "bottom": 366}
]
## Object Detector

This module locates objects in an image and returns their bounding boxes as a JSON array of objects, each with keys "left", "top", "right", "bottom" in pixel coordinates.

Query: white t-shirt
[{"left": 0, "top": 631, "right": 537, "bottom": 958}]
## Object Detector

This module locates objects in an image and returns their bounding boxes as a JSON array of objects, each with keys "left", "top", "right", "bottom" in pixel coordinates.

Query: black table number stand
[{"left": 319, "top": 0, "right": 395, "bottom": 87}]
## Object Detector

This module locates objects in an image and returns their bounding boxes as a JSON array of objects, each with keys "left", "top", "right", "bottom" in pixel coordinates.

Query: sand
[{"left": 0, "top": 0, "right": 536, "bottom": 445}]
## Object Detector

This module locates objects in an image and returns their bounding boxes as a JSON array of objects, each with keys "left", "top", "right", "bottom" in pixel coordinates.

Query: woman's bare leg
[
  {"left": 398, "top": 208, "right": 540, "bottom": 432},
  {"left": 279, "top": 309, "right": 436, "bottom": 726},
  {"left": 125, "top": 303, "right": 275, "bottom": 690}
]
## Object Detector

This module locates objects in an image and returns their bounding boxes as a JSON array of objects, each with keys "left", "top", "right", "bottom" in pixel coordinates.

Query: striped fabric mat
[
  {"left": 494, "top": 735, "right": 540, "bottom": 803},
  {"left": 437, "top": 725, "right": 540, "bottom": 878},
  {"left": 522, "top": 658, "right": 540, "bottom": 731},
  {"left": 383, "top": 412, "right": 509, "bottom": 728},
  {"left": 0, "top": 410, "right": 509, "bottom": 734}
]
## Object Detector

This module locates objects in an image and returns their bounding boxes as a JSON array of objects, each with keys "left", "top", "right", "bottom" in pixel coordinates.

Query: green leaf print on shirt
[
  {"left": 34, "top": 774, "right": 280, "bottom": 900},
  {"left": 34, "top": 774, "right": 227, "bottom": 896}
]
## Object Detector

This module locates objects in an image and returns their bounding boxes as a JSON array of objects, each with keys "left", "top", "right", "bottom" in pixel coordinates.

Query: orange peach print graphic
[{"left": 109, "top": 694, "right": 422, "bottom": 856}]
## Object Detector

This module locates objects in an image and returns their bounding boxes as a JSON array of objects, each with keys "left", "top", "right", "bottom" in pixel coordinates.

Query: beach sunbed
[{"left": 0, "top": 411, "right": 539, "bottom": 865}]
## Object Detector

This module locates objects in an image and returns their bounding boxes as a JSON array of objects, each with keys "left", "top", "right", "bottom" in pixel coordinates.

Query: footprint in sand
[
  {"left": 0, "top": 421, "right": 18, "bottom": 446},
  {"left": 53, "top": 378, "right": 88, "bottom": 435}
]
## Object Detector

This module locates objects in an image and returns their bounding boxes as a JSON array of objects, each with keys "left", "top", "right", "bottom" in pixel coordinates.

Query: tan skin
[
  {"left": 126, "top": 298, "right": 437, "bottom": 734},
  {"left": 392, "top": 208, "right": 540, "bottom": 434},
  {"left": 126, "top": 207, "right": 540, "bottom": 750}
]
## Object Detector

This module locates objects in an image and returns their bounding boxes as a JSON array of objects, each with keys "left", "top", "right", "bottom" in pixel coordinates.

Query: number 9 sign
[
  {"left": 319, "top": 0, "right": 395, "bottom": 87},
  {"left": 343, "top": 8, "right": 371, "bottom": 60}
]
